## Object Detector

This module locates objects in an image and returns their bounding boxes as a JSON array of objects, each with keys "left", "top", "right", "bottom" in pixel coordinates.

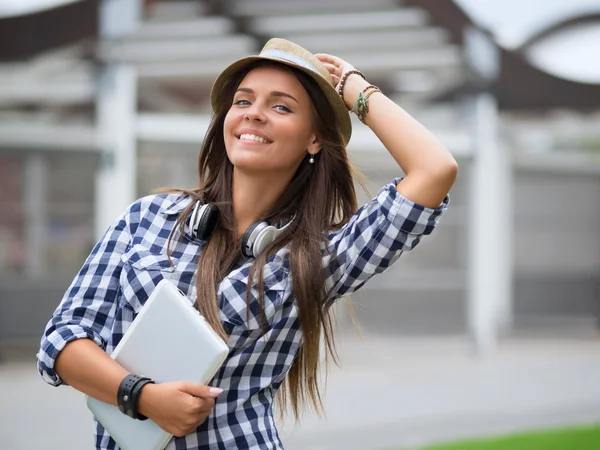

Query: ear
[{"left": 307, "top": 135, "right": 322, "bottom": 155}]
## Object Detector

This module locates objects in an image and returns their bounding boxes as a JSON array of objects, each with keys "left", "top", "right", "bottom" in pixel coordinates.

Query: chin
[{"left": 229, "top": 154, "right": 269, "bottom": 172}]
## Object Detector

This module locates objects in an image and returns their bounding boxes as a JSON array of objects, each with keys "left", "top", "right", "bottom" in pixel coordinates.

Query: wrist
[
  {"left": 136, "top": 382, "right": 158, "bottom": 419},
  {"left": 342, "top": 75, "right": 370, "bottom": 109},
  {"left": 117, "top": 374, "right": 155, "bottom": 420}
]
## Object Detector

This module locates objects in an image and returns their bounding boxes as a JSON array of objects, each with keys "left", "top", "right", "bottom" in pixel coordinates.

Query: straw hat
[{"left": 210, "top": 38, "right": 352, "bottom": 145}]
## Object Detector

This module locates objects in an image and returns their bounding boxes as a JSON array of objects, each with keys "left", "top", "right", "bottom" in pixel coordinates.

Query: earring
[{"left": 309, "top": 154, "right": 315, "bottom": 164}]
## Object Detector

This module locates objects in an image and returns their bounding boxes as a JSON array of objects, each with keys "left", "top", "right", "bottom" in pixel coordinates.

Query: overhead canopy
[
  {"left": 523, "top": 17, "right": 600, "bottom": 84},
  {"left": 404, "top": 0, "right": 600, "bottom": 111},
  {"left": 0, "top": 0, "right": 98, "bottom": 61},
  {"left": 2, "top": 0, "right": 599, "bottom": 111}
]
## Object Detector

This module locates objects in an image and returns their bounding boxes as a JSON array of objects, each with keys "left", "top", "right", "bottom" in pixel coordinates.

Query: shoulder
[
  {"left": 121, "top": 192, "right": 193, "bottom": 232},
  {"left": 128, "top": 192, "right": 193, "bottom": 217}
]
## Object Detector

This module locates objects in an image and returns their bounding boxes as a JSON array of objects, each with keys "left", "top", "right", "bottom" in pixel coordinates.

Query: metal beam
[
  {"left": 131, "top": 17, "right": 233, "bottom": 39},
  {"left": 229, "top": 0, "right": 399, "bottom": 16},
  {"left": 139, "top": 81, "right": 196, "bottom": 113},
  {"left": 278, "top": 28, "right": 450, "bottom": 52},
  {"left": 0, "top": 78, "right": 94, "bottom": 105},
  {"left": 147, "top": 0, "right": 209, "bottom": 20},
  {"left": 133, "top": 47, "right": 461, "bottom": 81},
  {"left": 135, "top": 56, "right": 247, "bottom": 80},
  {"left": 249, "top": 9, "right": 428, "bottom": 34},
  {"left": 328, "top": 47, "right": 462, "bottom": 73},
  {"left": 99, "top": 35, "right": 256, "bottom": 63},
  {"left": 0, "top": 122, "right": 99, "bottom": 150}
]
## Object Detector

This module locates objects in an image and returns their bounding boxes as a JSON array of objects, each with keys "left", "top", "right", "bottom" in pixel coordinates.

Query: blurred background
[{"left": 0, "top": 0, "right": 599, "bottom": 449}]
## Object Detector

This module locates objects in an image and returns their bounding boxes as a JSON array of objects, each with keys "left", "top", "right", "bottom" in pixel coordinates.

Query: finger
[
  {"left": 315, "top": 53, "right": 338, "bottom": 64},
  {"left": 319, "top": 55, "right": 347, "bottom": 72},
  {"left": 199, "top": 397, "right": 215, "bottom": 412},
  {"left": 316, "top": 55, "right": 345, "bottom": 69},
  {"left": 191, "top": 396, "right": 215, "bottom": 414},
  {"left": 321, "top": 62, "right": 338, "bottom": 74},
  {"left": 194, "top": 412, "right": 210, "bottom": 430},
  {"left": 179, "top": 382, "right": 223, "bottom": 398}
]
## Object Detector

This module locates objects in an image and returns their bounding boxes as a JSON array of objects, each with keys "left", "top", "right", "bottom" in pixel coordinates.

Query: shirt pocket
[
  {"left": 218, "top": 264, "right": 289, "bottom": 335},
  {"left": 119, "top": 243, "right": 176, "bottom": 313}
]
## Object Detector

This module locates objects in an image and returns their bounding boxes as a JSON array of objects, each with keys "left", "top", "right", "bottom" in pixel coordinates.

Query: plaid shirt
[{"left": 37, "top": 178, "right": 448, "bottom": 450}]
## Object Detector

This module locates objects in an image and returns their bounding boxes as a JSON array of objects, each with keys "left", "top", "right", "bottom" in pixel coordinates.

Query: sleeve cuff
[
  {"left": 37, "top": 326, "right": 106, "bottom": 387},
  {"left": 377, "top": 177, "right": 449, "bottom": 236}
]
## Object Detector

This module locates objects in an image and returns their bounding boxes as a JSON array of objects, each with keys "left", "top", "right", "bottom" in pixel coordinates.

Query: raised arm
[{"left": 316, "top": 53, "right": 458, "bottom": 208}]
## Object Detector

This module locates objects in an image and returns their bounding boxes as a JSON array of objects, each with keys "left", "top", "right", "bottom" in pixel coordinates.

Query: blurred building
[{"left": 0, "top": 0, "right": 599, "bottom": 352}]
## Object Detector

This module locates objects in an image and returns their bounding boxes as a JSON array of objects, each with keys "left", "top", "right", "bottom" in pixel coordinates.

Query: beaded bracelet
[{"left": 337, "top": 69, "right": 365, "bottom": 107}]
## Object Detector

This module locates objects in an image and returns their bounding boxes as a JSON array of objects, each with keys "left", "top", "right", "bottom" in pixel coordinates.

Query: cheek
[
  {"left": 223, "top": 111, "right": 234, "bottom": 135},
  {"left": 284, "top": 124, "right": 313, "bottom": 156},
  {"left": 277, "top": 117, "right": 312, "bottom": 144},
  {"left": 223, "top": 111, "right": 238, "bottom": 148}
]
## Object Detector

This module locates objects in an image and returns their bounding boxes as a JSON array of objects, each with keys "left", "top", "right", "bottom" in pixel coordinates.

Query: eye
[
  {"left": 234, "top": 99, "right": 250, "bottom": 106},
  {"left": 274, "top": 104, "right": 292, "bottom": 113}
]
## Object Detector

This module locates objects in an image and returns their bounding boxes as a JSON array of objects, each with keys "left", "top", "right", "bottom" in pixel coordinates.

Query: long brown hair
[{"left": 165, "top": 61, "right": 361, "bottom": 420}]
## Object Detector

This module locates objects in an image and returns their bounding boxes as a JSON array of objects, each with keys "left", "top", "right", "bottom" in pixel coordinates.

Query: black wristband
[{"left": 117, "top": 374, "right": 154, "bottom": 420}]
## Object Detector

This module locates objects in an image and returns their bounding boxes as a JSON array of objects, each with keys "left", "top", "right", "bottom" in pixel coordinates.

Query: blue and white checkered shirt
[{"left": 37, "top": 178, "right": 448, "bottom": 449}]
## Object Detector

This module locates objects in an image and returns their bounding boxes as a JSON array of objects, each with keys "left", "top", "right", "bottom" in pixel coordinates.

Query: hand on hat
[
  {"left": 315, "top": 53, "right": 369, "bottom": 110},
  {"left": 315, "top": 53, "right": 354, "bottom": 87}
]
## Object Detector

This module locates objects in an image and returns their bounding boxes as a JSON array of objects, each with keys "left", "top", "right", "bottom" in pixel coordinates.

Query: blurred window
[{"left": 0, "top": 152, "right": 98, "bottom": 277}]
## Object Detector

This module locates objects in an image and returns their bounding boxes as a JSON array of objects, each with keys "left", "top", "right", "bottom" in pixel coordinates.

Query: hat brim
[{"left": 210, "top": 55, "right": 352, "bottom": 145}]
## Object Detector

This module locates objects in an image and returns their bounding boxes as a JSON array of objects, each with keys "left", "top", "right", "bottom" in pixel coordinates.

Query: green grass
[{"left": 419, "top": 424, "right": 600, "bottom": 450}]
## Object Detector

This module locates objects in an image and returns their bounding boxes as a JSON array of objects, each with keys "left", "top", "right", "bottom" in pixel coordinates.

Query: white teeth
[{"left": 240, "top": 134, "right": 268, "bottom": 143}]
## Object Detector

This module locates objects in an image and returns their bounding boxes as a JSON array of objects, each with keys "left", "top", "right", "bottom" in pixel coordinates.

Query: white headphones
[{"left": 189, "top": 202, "right": 293, "bottom": 258}]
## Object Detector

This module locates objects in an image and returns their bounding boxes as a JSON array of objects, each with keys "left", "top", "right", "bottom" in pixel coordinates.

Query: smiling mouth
[{"left": 236, "top": 133, "right": 272, "bottom": 144}]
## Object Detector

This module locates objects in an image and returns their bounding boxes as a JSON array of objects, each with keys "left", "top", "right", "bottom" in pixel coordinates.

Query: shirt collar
[{"left": 159, "top": 194, "right": 194, "bottom": 217}]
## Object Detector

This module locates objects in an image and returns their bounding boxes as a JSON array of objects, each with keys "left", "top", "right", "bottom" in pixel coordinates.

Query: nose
[{"left": 243, "top": 103, "right": 266, "bottom": 123}]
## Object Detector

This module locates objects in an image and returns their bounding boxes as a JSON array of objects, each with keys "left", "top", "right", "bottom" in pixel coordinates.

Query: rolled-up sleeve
[
  {"left": 37, "top": 206, "right": 133, "bottom": 386},
  {"left": 323, "top": 177, "right": 449, "bottom": 299}
]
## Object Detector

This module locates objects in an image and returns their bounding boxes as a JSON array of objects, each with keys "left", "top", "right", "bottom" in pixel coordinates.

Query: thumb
[{"left": 179, "top": 382, "right": 223, "bottom": 398}]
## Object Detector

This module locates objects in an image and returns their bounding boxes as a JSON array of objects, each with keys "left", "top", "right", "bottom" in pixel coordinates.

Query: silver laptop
[{"left": 86, "top": 279, "right": 229, "bottom": 450}]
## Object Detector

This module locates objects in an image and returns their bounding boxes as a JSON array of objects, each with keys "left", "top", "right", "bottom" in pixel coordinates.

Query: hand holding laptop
[
  {"left": 137, "top": 381, "right": 223, "bottom": 437},
  {"left": 86, "top": 279, "right": 230, "bottom": 450}
]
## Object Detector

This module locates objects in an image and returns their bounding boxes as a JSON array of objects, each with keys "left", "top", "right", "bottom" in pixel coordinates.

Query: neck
[{"left": 232, "top": 169, "right": 291, "bottom": 237}]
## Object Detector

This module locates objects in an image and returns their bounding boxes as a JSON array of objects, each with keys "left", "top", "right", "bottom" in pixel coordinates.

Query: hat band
[{"left": 260, "top": 49, "right": 319, "bottom": 74}]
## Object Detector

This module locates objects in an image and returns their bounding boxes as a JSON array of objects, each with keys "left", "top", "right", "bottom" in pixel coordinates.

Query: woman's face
[{"left": 223, "top": 65, "right": 320, "bottom": 177}]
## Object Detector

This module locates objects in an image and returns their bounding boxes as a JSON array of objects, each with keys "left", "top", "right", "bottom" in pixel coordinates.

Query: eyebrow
[{"left": 235, "top": 87, "right": 299, "bottom": 104}]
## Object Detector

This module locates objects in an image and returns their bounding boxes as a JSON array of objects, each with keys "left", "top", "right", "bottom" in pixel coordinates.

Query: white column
[
  {"left": 99, "top": 0, "right": 142, "bottom": 38},
  {"left": 467, "top": 93, "right": 513, "bottom": 353},
  {"left": 23, "top": 153, "right": 47, "bottom": 277},
  {"left": 496, "top": 120, "right": 514, "bottom": 333},
  {"left": 94, "top": 0, "right": 141, "bottom": 238},
  {"left": 94, "top": 64, "right": 137, "bottom": 239}
]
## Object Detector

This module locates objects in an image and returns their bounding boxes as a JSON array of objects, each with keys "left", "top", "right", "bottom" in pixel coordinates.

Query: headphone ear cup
[
  {"left": 241, "top": 216, "right": 296, "bottom": 257},
  {"left": 190, "top": 203, "right": 219, "bottom": 240},
  {"left": 251, "top": 226, "right": 278, "bottom": 258},
  {"left": 241, "top": 221, "right": 268, "bottom": 257}
]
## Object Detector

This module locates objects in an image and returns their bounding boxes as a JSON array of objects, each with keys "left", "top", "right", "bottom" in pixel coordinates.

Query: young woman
[{"left": 37, "top": 38, "right": 457, "bottom": 449}]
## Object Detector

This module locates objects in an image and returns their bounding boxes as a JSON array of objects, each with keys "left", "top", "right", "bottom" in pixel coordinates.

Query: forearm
[
  {"left": 55, "top": 338, "right": 129, "bottom": 405},
  {"left": 343, "top": 75, "right": 458, "bottom": 207}
]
